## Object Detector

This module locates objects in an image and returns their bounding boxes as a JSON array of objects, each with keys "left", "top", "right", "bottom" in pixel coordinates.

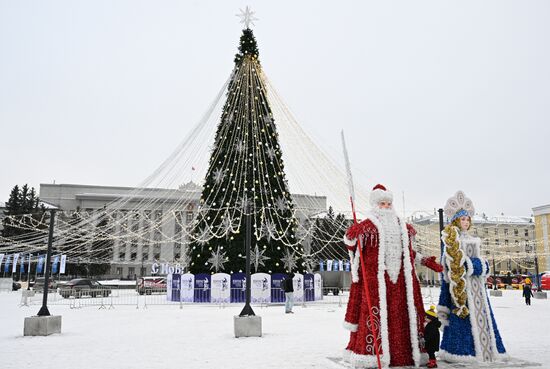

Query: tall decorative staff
[{"left": 341, "top": 131, "right": 382, "bottom": 369}]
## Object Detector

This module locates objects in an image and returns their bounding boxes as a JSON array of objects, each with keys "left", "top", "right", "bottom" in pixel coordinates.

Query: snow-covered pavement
[{"left": 0, "top": 289, "right": 547, "bottom": 369}]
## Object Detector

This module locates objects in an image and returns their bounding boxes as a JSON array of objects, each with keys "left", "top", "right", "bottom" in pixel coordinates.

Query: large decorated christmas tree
[{"left": 189, "top": 8, "right": 303, "bottom": 275}]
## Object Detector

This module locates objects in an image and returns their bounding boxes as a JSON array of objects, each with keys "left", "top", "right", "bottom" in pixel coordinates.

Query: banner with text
[
  {"left": 12, "top": 254, "right": 19, "bottom": 273},
  {"left": 211, "top": 273, "right": 231, "bottom": 303},
  {"left": 251, "top": 273, "right": 271, "bottom": 304}
]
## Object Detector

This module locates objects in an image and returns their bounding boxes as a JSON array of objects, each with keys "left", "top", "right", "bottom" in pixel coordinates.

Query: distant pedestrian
[
  {"left": 424, "top": 305, "right": 441, "bottom": 368},
  {"left": 283, "top": 272, "right": 295, "bottom": 314},
  {"left": 523, "top": 283, "right": 534, "bottom": 306}
]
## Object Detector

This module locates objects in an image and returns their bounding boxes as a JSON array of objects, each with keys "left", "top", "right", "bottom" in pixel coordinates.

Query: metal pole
[
  {"left": 239, "top": 202, "right": 255, "bottom": 317},
  {"left": 493, "top": 257, "right": 498, "bottom": 290},
  {"left": 534, "top": 253, "right": 541, "bottom": 291},
  {"left": 37, "top": 209, "right": 56, "bottom": 317},
  {"left": 438, "top": 209, "right": 444, "bottom": 255}
]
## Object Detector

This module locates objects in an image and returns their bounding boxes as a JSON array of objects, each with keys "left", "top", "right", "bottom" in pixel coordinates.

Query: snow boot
[{"left": 426, "top": 358, "right": 438, "bottom": 368}]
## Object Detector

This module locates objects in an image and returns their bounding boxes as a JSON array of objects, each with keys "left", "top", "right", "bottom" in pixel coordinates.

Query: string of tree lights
[{"left": 0, "top": 14, "right": 545, "bottom": 277}]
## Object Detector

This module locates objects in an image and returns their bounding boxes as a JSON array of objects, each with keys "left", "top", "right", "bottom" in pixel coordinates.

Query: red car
[{"left": 136, "top": 277, "right": 167, "bottom": 295}]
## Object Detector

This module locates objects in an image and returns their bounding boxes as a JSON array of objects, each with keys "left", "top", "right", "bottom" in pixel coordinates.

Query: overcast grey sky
[{"left": 1, "top": 1, "right": 549, "bottom": 217}]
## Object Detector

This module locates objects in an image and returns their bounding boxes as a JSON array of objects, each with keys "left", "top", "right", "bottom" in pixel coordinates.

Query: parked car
[
  {"left": 12, "top": 281, "right": 21, "bottom": 291},
  {"left": 59, "top": 279, "right": 111, "bottom": 298},
  {"left": 32, "top": 277, "right": 58, "bottom": 292},
  {"left": 136, "top": 277, "right": 167, "bottom": 295}
]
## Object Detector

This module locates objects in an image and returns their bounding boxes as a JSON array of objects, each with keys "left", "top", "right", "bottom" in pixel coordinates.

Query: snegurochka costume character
[
  {"left": 437, "top": 191, "right": 508, "bottom": 363},
  {"left": 342, "top": 184, "right": 443, "bottom": 368}
]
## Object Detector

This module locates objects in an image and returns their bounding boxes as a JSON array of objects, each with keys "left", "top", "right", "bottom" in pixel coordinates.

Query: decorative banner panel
[
  {"left": 166, "top": 273, "right": 173, "bottom": 301},
  {"left": 230, "top": 272, "right": 246, "bottom": 303},
  {"left": 314, "top": 273, "right": 322, "bottom": 301},
  {"left": 170, "top": 273, "right": 181, "bottom": 302},
  {"left": 12, "top": 253, "right": 19, "bottom": 273},
  {"left": 293, "top": 272, "right": 304, "bottom": 303},
  {"left": 211, "top": 273, "right": 230, "bottom": 303},
  {"left": 271, "top": 273, "right": 286, "bottom": 303},
  {"left": 251, "top": 273, "right": 271, "bottom": 304},
  {"left": 180, "top": 273, "right": 195, "bottom": 303},
  {"left": 194, "top": 274, "right": 211, "bottom": 303},
  {"left": 60, "top": 255, "right": 67, "bottom": 274},
  {"left": 304, "top": 274, "right": 314, "bottom": 302},
  {"left": 3, "top": 255, "right": 11, "bottom": 273},
  {"left": 37, "top": 255, "right": 45, "bottom": 274}
]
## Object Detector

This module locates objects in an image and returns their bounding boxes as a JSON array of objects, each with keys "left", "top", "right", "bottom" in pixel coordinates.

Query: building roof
[
  {"left": 412, "top": 213, "right": 533, "bottom": 225},
  {"left": 532, "top": 204, "right": 550, "bottom": 216}
]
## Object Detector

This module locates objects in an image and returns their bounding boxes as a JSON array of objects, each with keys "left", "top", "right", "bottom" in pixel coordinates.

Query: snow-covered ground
[{"left": 0, "top": 289, "right": 547, "bottom": 369}]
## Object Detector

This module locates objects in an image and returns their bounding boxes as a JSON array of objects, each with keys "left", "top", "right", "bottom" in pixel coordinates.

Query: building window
[
  {"left": 495, "top": 239, "right": 499, "bottom": 246},
  {"left": 186, "top": 211, "right": 194, "bottom": 223},
  {"left": 504, "top": 229, "right": 509, "bottom": 236},
  {"left": 473, "top": 228, "right": 478, "bottom": 235},
  {"left": 119, "top": 252, "right": 126, "bottom": 260},
  {"left": 485, "top": 228, "right": 489, "bottom": 235},
  {"left": 116, "top": 267, "right": 123, "bottom": 275},
  {"left": 514, "top": 229, "right": 519, "bottom": 236},
  {"left": 494, "top": 228, "right": 498, "bottom": 235},
  {"left": 525, "top": 229, "right": 529, "bottom": 237},
  {"left": 155, "top": 210, "right": 163, "bottom": 224},
  {"left": 128, "top": 267, "right": 135, "bottom": 278},
  {"left": 504, "top": 240, "right": 509, "bottom": 246}
]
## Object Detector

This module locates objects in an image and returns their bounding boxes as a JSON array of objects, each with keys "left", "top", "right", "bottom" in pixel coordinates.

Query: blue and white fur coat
[{"left": 437, "top": 230, "right": 508, "bottom": 363}]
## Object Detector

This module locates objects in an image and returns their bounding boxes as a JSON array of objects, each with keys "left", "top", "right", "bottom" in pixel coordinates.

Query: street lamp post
[
  {"left": 37, "top": 209, "right": 56, "bottom": 317},
  {"left": 239, "top": 202, "right": 255, "bottom": 317},
  {"left": 438, "top": 209, "right": 444, "bottom": 255}
]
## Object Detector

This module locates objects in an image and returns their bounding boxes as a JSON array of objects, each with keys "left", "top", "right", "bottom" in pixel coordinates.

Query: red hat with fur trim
[{"left": 369, "top": 184, "right": 393, "bottom": 207}]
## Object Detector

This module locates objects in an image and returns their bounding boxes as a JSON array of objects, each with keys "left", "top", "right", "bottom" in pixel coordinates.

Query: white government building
[{"left": 39, "top": 183, "right": 327, "bottom": 278}]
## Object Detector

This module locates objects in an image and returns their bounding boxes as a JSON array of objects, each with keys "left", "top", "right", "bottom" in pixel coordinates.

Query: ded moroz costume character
[
  {"left": 342, "top": 184, "right": 443, "bottom": 368},
  {"left": 437, "top": 191, "right": 507, "bottom": 363}
]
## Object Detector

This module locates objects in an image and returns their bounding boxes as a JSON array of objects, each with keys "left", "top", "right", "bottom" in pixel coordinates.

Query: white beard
[{"left": 372, "top": 207, "right": 403, "bottom": 284}]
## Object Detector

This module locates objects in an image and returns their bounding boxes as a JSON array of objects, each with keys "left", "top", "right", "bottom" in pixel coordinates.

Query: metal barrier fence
[
  {"left": 16, "top": 286, "right": 443, "bottom": 310},
  {"left": 17, "top": 286, "right": 353, "bottom": 309}
]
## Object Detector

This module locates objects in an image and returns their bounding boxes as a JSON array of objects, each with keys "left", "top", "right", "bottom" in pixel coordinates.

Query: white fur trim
[
  {"left": 479, "top": 275, "right": 507, "bottom": 361},
  {"left": 481, "top": 258, "right": 488, "bottom": 276},
  {"left": 354, "top": 212, "right": 422, "bottom": 367},
  {"left": 369, "top": 188, "right": 393, "bottom": 207},
  {"left": 343, "top": 320, "right": 359, "bottom": 332},
  {"left": 350, "top": 250, "right": 360, "bottom": 283},
  {"left": 439, "top": 349, "right": 479, "bottom": 363},
  {"left": 399, "top": 217, "right": 421, "bottom": 367},
  {"left": 342, "top": 349, "right": 352, "bottom": 363},
  {"left": 366, "top": 213, "right": 391, "bottom": 366},
  {"left": 344, "top": 234, "right": 357, "bottom": 247},
  {"left": 437, "top": 304, "right": 450, "bottom": 326},
  {"left": 464, "top": 256, "right": 474, "bottom": 277},
  {"left": 465, "top": 270, "right": 483, "bottom": 361},
  {"left": 350, "top": 352, "right": 388, "bottom": 368}
]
